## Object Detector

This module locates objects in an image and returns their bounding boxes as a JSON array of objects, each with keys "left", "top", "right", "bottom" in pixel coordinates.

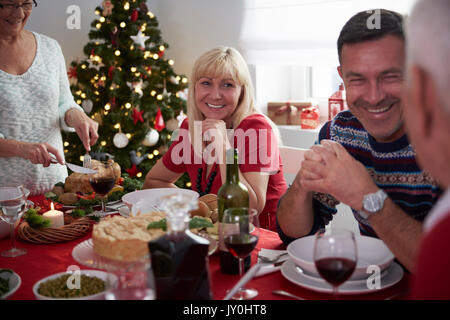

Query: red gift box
[{"left": 300, "top": 106, "right": 320, "bottom": 129}]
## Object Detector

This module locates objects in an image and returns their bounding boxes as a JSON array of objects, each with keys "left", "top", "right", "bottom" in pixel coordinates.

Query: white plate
[
  {"left": 121, "top": 188, "right": 199, "bottom": 212},
  {"left": 0, "top": 269, "right": 21, "bottom": 299},
  {"left": 294, "top": 263, "right": 389, "bottom": 285},
  {"left": 281, "top": 259, "right": 403, "bottom": 295},
  {"left": 32, "top": 270, "right": 116, "bottom": 300},
  {"left": 287, "top": 235, "right": 394, "bottom": 280},
  {"left": 62, "top": 200, "right": 122, "bottom": 210}
]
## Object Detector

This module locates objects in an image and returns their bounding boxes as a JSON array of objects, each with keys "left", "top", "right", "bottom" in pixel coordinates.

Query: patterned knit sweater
[
  {"left": 277, "top": 111, "right": 442, "bottom": 242},
  {"left": 0, "top": 32, "right": 83, "bottom": 196}
]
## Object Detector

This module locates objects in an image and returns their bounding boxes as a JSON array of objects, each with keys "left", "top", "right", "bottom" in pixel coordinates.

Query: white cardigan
[{"left": 0, "top": 32, "right": 83, "bottom": 195}]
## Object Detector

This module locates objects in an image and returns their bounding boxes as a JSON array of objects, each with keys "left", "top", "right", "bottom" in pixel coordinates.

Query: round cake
[{"left": 92, "top": 212, "right": 166, "bottom": 262}]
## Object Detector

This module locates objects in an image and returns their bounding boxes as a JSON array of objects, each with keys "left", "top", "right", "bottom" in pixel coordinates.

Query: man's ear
[{"left": 337, "top": 66, "right": 343, "bottom": 79}]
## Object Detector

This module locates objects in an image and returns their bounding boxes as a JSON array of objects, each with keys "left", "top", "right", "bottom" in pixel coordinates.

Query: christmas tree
[{"left": 64, "top": 0, "right": 190, "bottom": 187}]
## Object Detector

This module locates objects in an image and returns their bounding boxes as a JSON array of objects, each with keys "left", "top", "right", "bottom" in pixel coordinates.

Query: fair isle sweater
[
  {"left": 0, "top": 32, "right": 83, "bottom": 196},
  {"left": 277, "top": 111, "right": 442, "bottom": 243}
]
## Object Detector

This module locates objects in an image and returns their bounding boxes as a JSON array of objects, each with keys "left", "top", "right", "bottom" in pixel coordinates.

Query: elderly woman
[
  {"left": 144, "top": 46, "right": 287, "bottom": 230},
  {"left": 0, "top": 0, "right": 98, "bottom": 195}
]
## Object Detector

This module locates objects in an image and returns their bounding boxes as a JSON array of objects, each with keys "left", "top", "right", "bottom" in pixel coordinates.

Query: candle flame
[{"left": 50, "top": 202, "right": 54, "bottom": 210}]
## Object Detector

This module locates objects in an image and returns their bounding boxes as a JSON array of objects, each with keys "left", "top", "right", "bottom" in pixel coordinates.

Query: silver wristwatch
[{"left": 359, "top": 189, "right": 388, "bottom": 219}]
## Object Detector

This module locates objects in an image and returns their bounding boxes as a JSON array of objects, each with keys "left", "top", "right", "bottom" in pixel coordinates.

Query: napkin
[{"left": 255, "top": 249, "right": 289, "bottom": 277}]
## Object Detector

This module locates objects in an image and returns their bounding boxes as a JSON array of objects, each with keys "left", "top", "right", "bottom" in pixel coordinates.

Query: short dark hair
[{"left": 337, "top": 9, "right": 404, "bottom": 62}]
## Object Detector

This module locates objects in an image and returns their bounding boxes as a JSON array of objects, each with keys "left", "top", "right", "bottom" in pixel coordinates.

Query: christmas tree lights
[{"left": 64, "top": 0, "right": 189, "bottom": 187}]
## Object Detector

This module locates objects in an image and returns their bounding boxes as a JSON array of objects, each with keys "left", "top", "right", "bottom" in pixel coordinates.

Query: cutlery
[
  {"left": 65, "top": 162, "right": 97, "bottom": 174},
  {"left": 258, "top": 252, "right": 288, "bottom": 264},
  {"left": 224, "top": 259, "right": 285, "bottom": 300},
  {"left": 83, "top": 152, "right": 91, "bottom": 169},
  {"left": 272, "top": 290, "right": 305, "bottom": 300},
  {"left": 50, "top": 155, "right": 97, "bottom": 174}
]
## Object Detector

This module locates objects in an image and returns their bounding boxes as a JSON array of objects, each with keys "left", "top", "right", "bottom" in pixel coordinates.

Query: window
[{"left": 239, "top": 0, "right": 416, "bottom": 118}]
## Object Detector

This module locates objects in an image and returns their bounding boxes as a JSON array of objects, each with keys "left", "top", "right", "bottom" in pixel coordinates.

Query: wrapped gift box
[
  {"left": 300, "top": 106, "right": 320, "bottom": 129},
  {"left": 267, "top": 101, "right": 312, "bottom": 125}
]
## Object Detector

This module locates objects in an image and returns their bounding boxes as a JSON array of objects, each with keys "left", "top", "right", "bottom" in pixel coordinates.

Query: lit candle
[{"left": 43, "top": 203, "right": 64, "bottom": 228}]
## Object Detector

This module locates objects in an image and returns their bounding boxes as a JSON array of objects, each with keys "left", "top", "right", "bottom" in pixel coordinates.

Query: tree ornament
[
  {"left": 139, "top": 2, "right": 148, "bottom": 14},
  {"left": 131, "top": 107, "right": 144, "bottom": 125},
  {"left": 81, "top": 99, "right": 93, "bottom": 113},
  {"left": 102, "top": 0, "right": 114, "bottom": 16},
  {"left": 67, "top": 66, "right": 77, "bottom": 79},
  {"left": 125, "top": 164, "right": 140, "bottom": 177},
  {"left": 130, "top": 9, "right": 138, "bottom": 22},
  {"left": 111, "top": 27, "right": 119, "bottom": 47},
  {"left": 177, "top": 110, "right": 187, "bottom": 125},
  {"left": 166, "top": 117, "right": 179, "bottom": 132},
  {"left": 129, "top": 150, "right": 148, "bottom": 166},
  {"left": 154, "top": 107, "right": 165, "bottom": 131},
  {"left": 108, "top": 66, "right": 115, "bottom": 78},
  {"left": 142, "top": 128, "right": 159, "bottom": 147},
  {"left": 109, "top": 97, "right": 116, "bottom": 108},
  {"left": 130, "top": 30, "right": 149, "bottom": 49},
  {"left": 169, "top": 75, "right": 179, "bottom": 85},
  {"left": 127, "top": 79, "right": 144, "bottom": 97},
  {"left": 113, "top": 131, "right": 129, "bottom": 148}
]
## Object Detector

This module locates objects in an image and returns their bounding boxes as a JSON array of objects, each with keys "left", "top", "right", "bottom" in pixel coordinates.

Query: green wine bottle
[{"left": 217, "top": 148, "right": 251, "bottom": 274}]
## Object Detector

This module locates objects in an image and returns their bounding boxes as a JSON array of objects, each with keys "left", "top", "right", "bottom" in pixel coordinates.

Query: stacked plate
[
  {"left": 282, "top": 235, "right": 404, "bottom": 294},
  {"left": 121, "top": 188, "right": 199, "bottom": 216}
]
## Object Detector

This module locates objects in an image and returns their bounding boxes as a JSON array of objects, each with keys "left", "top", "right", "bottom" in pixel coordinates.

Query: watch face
[{"left": 364, "top": 191, "right": 386, "bottom": 213}]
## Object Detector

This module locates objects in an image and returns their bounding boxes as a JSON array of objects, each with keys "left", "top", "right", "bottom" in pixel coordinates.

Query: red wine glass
[
  {"left": 88, "top": 162, "right": 116, "bottom": 217},
  {"left": 313, "top": 228, "right": 357, "bottom": 299},
  {"left": 222, "top": 207, "right": 260, "bottom": 300}
]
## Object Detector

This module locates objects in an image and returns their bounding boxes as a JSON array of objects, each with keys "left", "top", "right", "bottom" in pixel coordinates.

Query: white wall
[
  {"left": 26, "top": 0, "right": 99, "bottom": 69},
  {"left": 26, "top": 0, "right": 244, "bottom": 76}
]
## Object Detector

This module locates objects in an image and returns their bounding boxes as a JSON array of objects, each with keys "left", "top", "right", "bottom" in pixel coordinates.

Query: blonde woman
[{"left": 144, "top": 47, "right": 287, "bottom": 230}]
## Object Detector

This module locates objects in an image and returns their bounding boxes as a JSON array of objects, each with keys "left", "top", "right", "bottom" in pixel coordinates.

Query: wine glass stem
[
  {"left": 101, "top": 196, "right": 106, "bottom": 213},
  {"left": 9, "top": 223, "right": 17, "bottom": 250},
  {"left": 238, "top": 257, "right": 245, "bottom": 291},
  {"left": 333, "top": 286, "right": 339, "bottom": 300}
]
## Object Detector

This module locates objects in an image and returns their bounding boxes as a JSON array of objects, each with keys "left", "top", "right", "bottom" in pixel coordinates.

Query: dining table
[{"left": 0, "top": 195, "right": 411, "bottom": 301}]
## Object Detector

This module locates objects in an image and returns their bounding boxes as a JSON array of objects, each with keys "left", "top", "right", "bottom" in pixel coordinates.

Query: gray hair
[{"left": 405, "top": 0, "right": 450, "bottom": 113}]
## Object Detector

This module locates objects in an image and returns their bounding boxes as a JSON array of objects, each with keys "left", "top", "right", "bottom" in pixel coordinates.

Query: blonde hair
[{"left": 186, "top": 46, "right": 281, "bottom": 144}]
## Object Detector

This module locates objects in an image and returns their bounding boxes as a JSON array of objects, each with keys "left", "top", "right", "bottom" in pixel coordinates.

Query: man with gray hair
[{"left": 403, "top": 0, "right": 450, "bottom": 299}]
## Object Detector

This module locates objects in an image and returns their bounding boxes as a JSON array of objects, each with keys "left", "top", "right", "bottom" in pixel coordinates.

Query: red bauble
[
  {"left": 154, "top": 107, "right": 165, "bottom": 131},
  {"left": 108, "top": 66, "right": 115, "bottom": 78},
  {"left": 131, "top": 9, "right": 138, "bottom": 22}
]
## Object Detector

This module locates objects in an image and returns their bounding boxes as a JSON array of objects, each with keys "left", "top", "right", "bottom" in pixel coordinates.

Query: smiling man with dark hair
[{"left": 276, "top": 9, "right": 442, "bottom": 273}]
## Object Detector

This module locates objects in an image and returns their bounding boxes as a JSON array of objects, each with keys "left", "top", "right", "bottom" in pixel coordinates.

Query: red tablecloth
[{"left": 0, "top": 196, "right": 410, "bottom": 300}]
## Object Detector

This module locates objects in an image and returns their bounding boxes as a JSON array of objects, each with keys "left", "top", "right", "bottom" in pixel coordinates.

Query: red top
[
  {"left": 411, "top": 211, "right": 450, "bottom": 299},
  {"left": 162, "top": 114, "right": 287, "bottom": 230}
]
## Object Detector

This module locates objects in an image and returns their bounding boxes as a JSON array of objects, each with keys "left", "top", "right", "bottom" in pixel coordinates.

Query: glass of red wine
[
  {"left": 88, "top": 161, "right": 116, "bottom": 217},
  {"left": 313, "top": 228, "right": 357, "bottom": 299},
  {"left": 222, "top": 207, "right": 260, "bottom": 300}
]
